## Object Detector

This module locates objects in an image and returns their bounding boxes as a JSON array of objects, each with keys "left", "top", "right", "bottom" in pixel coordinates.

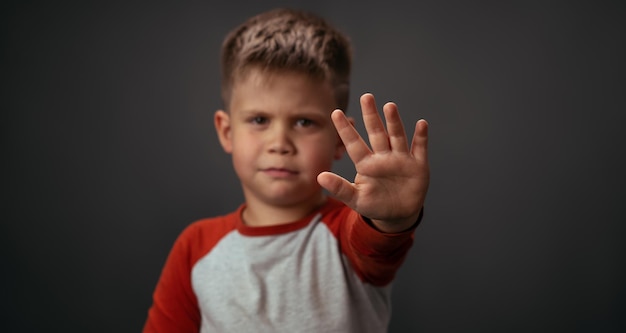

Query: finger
[
  {"left": 410, "top": 119, "right": 429, "bottom": 159},
  {"left": 317, "top": 171, "right": 357, "bottom": 208},
  {"left": 382, "top": 102, "right": 409, "bottom": 153},
  {"left": 331, "top": 109, "right": 371, "bottom": 164},
  {"left": 360, "top": 93, "right": 391, "bottom": 153}
]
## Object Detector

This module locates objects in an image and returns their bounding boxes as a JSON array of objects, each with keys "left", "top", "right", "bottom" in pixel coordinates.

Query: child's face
[{"left": 215, "top": 68, "right": 345, "bottom": 209}]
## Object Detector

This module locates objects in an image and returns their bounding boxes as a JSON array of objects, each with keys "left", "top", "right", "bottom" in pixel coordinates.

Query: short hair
[{"left": 220, "top": 8, "right": 352, "bottom": 110}]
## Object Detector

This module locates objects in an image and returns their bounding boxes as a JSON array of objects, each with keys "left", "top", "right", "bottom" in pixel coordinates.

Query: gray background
[{"left": 2, "top": 0, "right": 625, "bottom": 332}]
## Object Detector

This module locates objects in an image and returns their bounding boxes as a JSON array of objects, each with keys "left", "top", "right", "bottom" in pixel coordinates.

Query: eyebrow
[
  {"left": 236, "top": 109, "right": 270, "bottom": 117},
  {"left": 237, "top": 109, "right": 330, "bottom": 119}
]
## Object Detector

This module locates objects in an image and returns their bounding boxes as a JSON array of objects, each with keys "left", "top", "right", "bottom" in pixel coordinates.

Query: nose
[{"left": 267, "top": 124, "right": 295, "bottom": 155}]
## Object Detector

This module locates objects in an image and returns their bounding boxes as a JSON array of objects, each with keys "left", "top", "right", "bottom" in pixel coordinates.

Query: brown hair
[{"left": 220, "top": 8, "right": 352, "bottom": 110}]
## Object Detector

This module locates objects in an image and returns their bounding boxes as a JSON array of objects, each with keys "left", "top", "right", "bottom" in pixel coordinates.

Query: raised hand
[{"left": 317, "top": 93, "right": 430, "bottom": 233}]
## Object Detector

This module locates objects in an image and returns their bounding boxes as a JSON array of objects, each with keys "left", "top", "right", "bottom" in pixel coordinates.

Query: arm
[
  {"left": 318, "top": 93, "right": 430, "bottom": 233},
  {"left": 143, "top": 226, "right": 201, "bottom": 333},
  {"left": 335, "top": 208, "right": 420, "bottom": 286}
]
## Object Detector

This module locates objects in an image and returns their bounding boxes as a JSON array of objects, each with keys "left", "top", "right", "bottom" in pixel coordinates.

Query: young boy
[{"left": 144, "top": 7, "right": 429, "bottom": 333}]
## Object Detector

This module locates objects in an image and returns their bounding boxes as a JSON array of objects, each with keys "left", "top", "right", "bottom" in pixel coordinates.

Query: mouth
[{"left": 261, "top": 167, "right": 299, "bottom": 178}]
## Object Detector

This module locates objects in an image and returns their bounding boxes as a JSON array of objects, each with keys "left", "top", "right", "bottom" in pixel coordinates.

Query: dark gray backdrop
[{"left": 2, "top": 0, "right": 625, "bottom": 332}]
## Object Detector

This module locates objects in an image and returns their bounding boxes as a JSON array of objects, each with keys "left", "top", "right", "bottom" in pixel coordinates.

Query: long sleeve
[
  {"left": 323, "top": 201, "right": 421, "bottom": 286},
  {"left": 143, "top": 225, "right": 202, "bottom": 333}
]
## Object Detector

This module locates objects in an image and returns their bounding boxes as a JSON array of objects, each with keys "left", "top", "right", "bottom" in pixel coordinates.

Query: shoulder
[
  {"left": 171, "top": 207, "right": 242, "bottom": 262},
  {"left": 182, "top": 210, "right": 240, "bottom": 239}
]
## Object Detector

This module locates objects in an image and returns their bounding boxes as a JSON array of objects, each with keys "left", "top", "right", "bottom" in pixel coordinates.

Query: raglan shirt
[{"left": 144, "top": 198, "right": 419, "bottom": 333}]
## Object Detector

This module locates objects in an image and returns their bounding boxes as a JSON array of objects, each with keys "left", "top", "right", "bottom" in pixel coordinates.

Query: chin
[{"left": 263, "top": 189, "right": 323, "bottom": 207}]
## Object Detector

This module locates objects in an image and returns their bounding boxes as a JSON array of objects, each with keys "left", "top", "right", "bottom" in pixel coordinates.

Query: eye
[
  {"left": 250, "top": 116, "right": 268, "bottom": 125},
  {"left": 296, "top": 118, "right": 314, "bottom": 127}
]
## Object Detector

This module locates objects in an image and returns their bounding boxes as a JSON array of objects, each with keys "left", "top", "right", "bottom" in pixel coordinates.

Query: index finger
[{"left": 331, "top": 109, "right": 371, "bottom": 164}]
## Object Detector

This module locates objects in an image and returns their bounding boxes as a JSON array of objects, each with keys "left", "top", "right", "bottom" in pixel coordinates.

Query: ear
[
  {"left": 333, "top": 116, "right": 355, "bottom": 160},
  {"left": 214, "top": 110, "right": 233, "bottom": 153}
]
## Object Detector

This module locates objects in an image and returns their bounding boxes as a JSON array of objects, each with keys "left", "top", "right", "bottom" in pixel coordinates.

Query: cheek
[
  {"left": 232, "top": 129, "right": 258, "bottom": 150},
  {"left": 231, "top": 134, "right": 259, "bottom": 165},
  {"left": 301, "top": 137, "right": 338, "bottom": 168}
]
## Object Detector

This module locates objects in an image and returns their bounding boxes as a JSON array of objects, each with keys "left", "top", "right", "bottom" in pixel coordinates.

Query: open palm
[{"left": 318, "top": 93, "right": 430, "bottom": 233}]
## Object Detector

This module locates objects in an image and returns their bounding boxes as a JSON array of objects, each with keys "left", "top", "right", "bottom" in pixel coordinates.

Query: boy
[{"left": 144, "top": 7, "right": 429, "bottom": 333}]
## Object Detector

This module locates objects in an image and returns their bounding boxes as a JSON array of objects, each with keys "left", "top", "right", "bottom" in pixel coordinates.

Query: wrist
[{"left": 367, "top": 208, "right": 424, "bottom": 233}]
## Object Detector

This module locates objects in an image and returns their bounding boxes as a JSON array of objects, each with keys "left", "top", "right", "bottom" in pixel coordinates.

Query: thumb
[{"left": 317, "top": 171, "right": 356, "bottom": 207}]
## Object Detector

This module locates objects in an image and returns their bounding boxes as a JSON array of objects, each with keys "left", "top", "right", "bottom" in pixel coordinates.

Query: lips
[{"left": 261, "top": 167, "right": 299, "bottom": 178}]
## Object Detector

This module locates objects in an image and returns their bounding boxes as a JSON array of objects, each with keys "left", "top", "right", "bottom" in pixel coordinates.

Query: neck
[{"left": 242, "top": 195, "right": 327, "bottom": 227}]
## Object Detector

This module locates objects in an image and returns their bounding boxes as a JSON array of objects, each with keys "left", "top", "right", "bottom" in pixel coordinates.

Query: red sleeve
[
  {"left": 143, "top": 214, "right": 237, "bottom": 333},
  {"left": 323, "top": 200, "right": 422, "bottom": 286}
]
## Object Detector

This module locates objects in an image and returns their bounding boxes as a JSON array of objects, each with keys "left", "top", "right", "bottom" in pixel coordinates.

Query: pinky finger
[{"left": 410, "top": 119, "right": 429, "bottom": 159}]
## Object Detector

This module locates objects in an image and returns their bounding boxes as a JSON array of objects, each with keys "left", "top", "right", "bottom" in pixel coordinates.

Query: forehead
[{"left": 228, "top": 68, "right": 337, "bottom": 115}]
